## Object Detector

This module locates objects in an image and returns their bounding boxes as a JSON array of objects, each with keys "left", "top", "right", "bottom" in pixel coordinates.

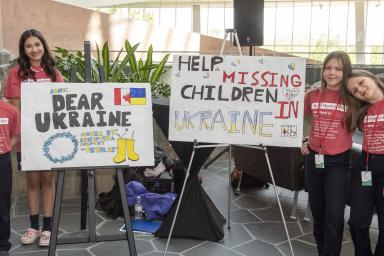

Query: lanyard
[
  {"left": 363, "top": 112, "right": 379, "bottom": 166},
  {"left": 316, "top": 93, "right": 340, "bottom": 153}
]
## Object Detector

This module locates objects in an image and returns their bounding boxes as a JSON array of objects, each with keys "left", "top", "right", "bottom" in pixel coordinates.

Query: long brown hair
[
  {"left": 321, "top": 51, "right": 359, "bottom": 132},
  {"left": 17, "top": 29, "right": 57, "bottom": 81},
  {"left": 346, "top": 69, "right": 384, "bottom": 129}
]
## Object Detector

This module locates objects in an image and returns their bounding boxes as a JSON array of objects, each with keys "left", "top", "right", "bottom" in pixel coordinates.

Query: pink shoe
[
  {"left": 20, "top": 228, "right": 40, "bottom": 245},
  {"left": 39, "top": 231, "right": 51, "bottom": 247}
]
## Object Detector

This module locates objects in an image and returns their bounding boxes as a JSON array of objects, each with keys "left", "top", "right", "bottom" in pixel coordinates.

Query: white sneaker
[
  {"left": 20, "top": 228, "right": 40, "bottom": 245},
  {"left": 38, "top": 231, "right": 51, "bottom": 247}
]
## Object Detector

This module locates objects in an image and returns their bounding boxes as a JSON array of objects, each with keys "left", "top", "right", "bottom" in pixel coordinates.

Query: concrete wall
[{"left": 2, "top": 0, "right": 234, "bottom": 58}]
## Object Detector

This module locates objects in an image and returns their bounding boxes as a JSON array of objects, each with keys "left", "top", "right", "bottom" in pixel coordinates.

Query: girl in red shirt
[
  {"left": 301, "top": 51, "right": 359, "bottom": 255},
  {"left": 346, "top": 70, "right": 384, "bottom": 256},
  {"left": 4, "top": 29, "right": 63, "bottom": 247}
]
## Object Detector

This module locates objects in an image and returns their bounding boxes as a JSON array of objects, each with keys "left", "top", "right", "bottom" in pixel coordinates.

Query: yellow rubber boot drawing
[
  {"left": 113, "top": 138, "right": 127, "bottom": 163},
  {"left": 126, "top": 138, "right": 140, "bottom": 161}
]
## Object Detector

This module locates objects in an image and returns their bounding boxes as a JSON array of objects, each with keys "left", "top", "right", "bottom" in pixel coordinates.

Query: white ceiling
[
  {"left": 54, "top": 0, "right": 370, "bottom": 9},
  {"left": 54, "top": 0, "right": 233, "bottom": 8}
]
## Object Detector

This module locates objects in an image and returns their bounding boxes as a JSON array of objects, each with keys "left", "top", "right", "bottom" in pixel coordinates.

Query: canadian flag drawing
[{"left": 114, "top": 88, "right": 146, "bottom": 105}]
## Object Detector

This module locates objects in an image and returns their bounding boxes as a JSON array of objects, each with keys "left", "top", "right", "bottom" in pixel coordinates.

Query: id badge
[
  {"left": 315, "top": 154, "right": 325, "bottom": 169},
  {"left": 361, "top": 171, "right": 372, "bottom": 187}
]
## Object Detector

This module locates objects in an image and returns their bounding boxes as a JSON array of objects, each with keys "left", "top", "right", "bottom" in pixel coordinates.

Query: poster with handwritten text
[
  {"left": 169, "top": 55, "right": 305, "bottom": 147},
  {"left": 21, "top": 83, "right": 154, "bottom": 171}
]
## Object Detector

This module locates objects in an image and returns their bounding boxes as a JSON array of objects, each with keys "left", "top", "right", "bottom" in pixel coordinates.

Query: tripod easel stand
[
  {"left": 164, "top": 29, "right": 295, "bottom": 256},
  {"left": 163, "top": 29, "right": 242, "bottom": 256}
]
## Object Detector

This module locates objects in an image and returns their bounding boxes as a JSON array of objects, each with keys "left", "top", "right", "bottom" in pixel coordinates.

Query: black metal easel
[{"left": 48, "top": 41, "right": 137, "bottom": 256}]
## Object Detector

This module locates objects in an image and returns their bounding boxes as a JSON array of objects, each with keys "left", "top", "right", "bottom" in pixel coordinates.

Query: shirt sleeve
[
  {"left": 304, "top": 92, "right": 312, "bottom": 116},
  {"left": 3, "top": 67, "right": 21, "bottom": 98},
  {"left": 10, "top": 107, "right": 21, "bottom": 137}
]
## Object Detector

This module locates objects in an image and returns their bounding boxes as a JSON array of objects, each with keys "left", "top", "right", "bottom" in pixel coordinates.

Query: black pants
[
  {"left": 306, "top": 149, "right": 350, "bottom": 256},
  {"left": 349, "top": 152, "right": 384, "bottom": 256},
  {"left": 0, "top": 153, "right": 12, "bottom": 252}
]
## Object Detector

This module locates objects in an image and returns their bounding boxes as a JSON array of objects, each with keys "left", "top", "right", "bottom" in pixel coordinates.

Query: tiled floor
[{"left": 9, "top": 154, "right": 378, "bottom": 256}]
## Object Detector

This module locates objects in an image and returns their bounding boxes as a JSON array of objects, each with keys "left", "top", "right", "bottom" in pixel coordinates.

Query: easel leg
[
  {"left": 116, "top": 169, "right": 137, "bottom": 256},
  {"left": 80, "top": 171, "right": 88, "bottom": 230},
  {"left": 227, "top": 145, "right": 232, "bottom": 229},
  {"left": 290, "top": 191, "right": 299, "bottom": 220},
  {"left": 235, "top": 170, "right": 243, "bottom": 194},
  {"left": 304, "top": 201, "right": 311, "bottom": 222},
  {"left": 48, "top": 170, "right": 65, "bottom": 256},
  {"left": 163, "top": 142, "right": 197, "bottom": 256},
  {"left": 88, "top": 170, "right": 96, "bottom": 241},
  {"left": 203, "top": 147, "right": 228, "bottom": 169},
  {"left": 263, "top": 147, "right": 295, "bottom": 256}
]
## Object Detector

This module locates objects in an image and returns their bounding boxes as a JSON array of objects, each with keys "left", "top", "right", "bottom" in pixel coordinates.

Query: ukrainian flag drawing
[{"left": 114, "top": 88, "right": 146, "bottom": 105}]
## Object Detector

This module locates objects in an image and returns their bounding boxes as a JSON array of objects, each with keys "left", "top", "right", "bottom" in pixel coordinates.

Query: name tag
[
  {"left": 362, "top": 171, "right": 372, "bottom": 187},
  {"left": 315, "top": 154, "right": 325, "bottom": 169},
  {"left": 0, "top": 118, "right": 9, "bottom": 124}
]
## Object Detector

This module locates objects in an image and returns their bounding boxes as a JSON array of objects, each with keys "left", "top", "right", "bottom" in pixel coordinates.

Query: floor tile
[{"left": 233, "top": 239, "right": 283, "bottom": 256}]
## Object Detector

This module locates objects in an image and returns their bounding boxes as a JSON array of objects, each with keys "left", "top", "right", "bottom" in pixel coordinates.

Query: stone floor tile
[
  {"left": 9, "top": 251, "right": 46, "bottom": 256},
  {"left": 233, "top": 239, "right": 283, "bottom": 256},
  {"left": 58, "top": 213, "right": 102, "bottom": 233},
  {"left": 89, "top": 240, "right": 153, "bottom": 256},
  {"left": 277, "top": 239, "right": 318, "bottom": 256},
  {"left": 244, "top": 222, "right": 302, "bottom": 244},
  {"left": 57, "top": 249, "right": 93, "bottom": 256},
  {"left": 251, "top": 207, "right": 300, "bottom": 223},
  {"left": 151, "top": 238, "right": 205, "bottom": 253},
  {"left": 141, "top": 252, "right": 181, "bottom": 256},
  {"left": 229, "top": 209, "right": 262, "bottom": 224},
  {"left": 220, "top": 224, "right": 253, "bottom": 248},
  {"left": 183, "top": 241, "right": 243, "bottom": 256},
  {"left": 232, "top": 195, "right": 270, "bottom": 210}
]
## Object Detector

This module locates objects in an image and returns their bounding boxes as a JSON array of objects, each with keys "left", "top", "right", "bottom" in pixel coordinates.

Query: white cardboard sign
[
  {"left": 21, "top": 83, "right": 154, "bottom": 171},
  {"left": 169, "top": 55, "right": 306, "bottom": 147}
]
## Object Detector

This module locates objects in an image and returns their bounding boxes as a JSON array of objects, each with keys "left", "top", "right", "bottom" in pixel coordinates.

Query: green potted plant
[{"left": 54, "top": 39, "right": 170, "bottom": 96}]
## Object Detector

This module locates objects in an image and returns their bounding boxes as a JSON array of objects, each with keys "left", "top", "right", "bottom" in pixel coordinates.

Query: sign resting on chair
[
  {"left": 21, "top": 83, "right": 154, "bottom": 171},
  {"left": 169, "top": 55, "right": 306, "bottom": 147}
]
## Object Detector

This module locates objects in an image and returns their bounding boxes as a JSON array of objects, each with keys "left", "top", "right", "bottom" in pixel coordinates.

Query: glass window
[
  {"left": 160, "top": 7, "right": 176, "bottom": 28},
  {"left": 201, "top": 5, "right": 208, "bottom": 35},
  {"left": 292, "top": 2, "right": 311, "bottom": 47},
  {"left": 275, "top": 2, "right": 294, "bottom": 52},
  {"left": 328, "top": 2, "right": 349, "bottom": 48},
  {"left": 309, "top": 1, "right": 330, "bottom": 60},
  {"left": 263, "top": 2, "right": 276, "bottom": 47},
  {"left": 208, "top": 4, "right": 225, "bottom": 38},
  {"left": 128, "top": 7, "right": 144, "bottom": 20},
  {"left": 366, "top": 2, "right": 384, "bottom": 63},
  {"left": 224, "top": 5, "right": 233, "bottom": 31},
  {"left": 176, "top": 6, "right": 192, "bottom": 32},
  {"left": 346, "top": 2, "right": 356, "bottom": 51},
  {"left": 144, "top": 8, "right": 160, "bottom": 25}
]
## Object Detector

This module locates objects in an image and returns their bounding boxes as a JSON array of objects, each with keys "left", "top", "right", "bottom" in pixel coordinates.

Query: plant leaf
[
  {"left": 150, "top": 54, "right": 169, "bottom": 83},
  {"left": 102, "top": 41, "right": 110, "bottom": 81},
  {"left": 125, "top": 40, "right": 140, "bottom": 82}
]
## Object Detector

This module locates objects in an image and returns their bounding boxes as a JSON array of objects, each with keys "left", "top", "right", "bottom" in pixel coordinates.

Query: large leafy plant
[{"left": 54, "top": 40, "right": 170, "bottom": 96}]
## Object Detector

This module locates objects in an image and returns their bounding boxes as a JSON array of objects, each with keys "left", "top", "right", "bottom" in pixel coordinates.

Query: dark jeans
[
  {"left": 349, "top": 152, "right": 384, "bottom": 256},
  {"left": 0, "top": 153, "right": 12, "bottom": 252},
  {"left": 306, "top": 149, "right": 350, "bottom": 256}
]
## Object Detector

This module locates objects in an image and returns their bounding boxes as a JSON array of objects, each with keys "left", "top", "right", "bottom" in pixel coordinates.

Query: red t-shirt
[
  {"left": 3, "top": 65, "right": 64, "bottom": 151},
  {"left": 304, "top": 89, "right": 352, "bottom": 155},
  {"left": 3, "top": 65, "right": 64, "bottom": 98},
  {"left": 0, "top": 100, "right": 20, "bottom": 154},
  {"left": 362, "top": 100, "right": 384, "bottom": 154}
]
